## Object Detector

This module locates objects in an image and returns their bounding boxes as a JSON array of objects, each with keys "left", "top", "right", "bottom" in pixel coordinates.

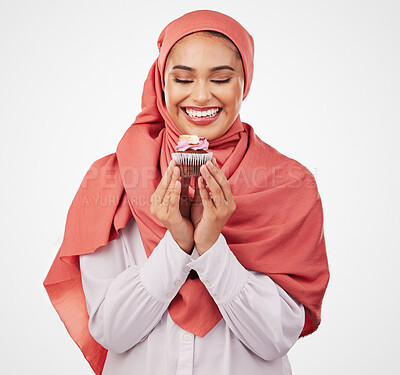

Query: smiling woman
[
  {"left": 164, "top": 32, "right": 245, "bottom": 140},
  {"left": 44, "top": 9, "right": 329, "bottom": 375}
]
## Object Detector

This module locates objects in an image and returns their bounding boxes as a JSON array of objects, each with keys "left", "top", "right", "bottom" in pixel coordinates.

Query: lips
[{"left": 181, "top": 106, "right": 222, "bottom": 126}]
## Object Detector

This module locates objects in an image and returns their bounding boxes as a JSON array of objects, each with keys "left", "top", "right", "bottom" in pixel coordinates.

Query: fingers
[
  {"left": 198, "top": 159, "right": 237, "bottom": 226},
  {"left": 198, "top": 176, "right": 214, "bottom": 208},
  {"left": 151, "top": 164, "right": 183, "bottom": 225},
  {"left": 209, "top": 158, "right": 233, "bottom": 201},
  {"left": 200, "top": 158, "right": 232, "bottom": 207},
  {"left": 162, "top": 166, "right": 180, "bottom": 208},
  {"left": 200, "top": 163, "right": 223, "bottom": 199},
  {"left": 150, "top": 160, "right": 176, "bottom": 205},
  {"left": 168, "top": 179, "right": 182, "bottom": 217},
  {"left": 162, "top": 167, "right": 190, "bottom": 221}
]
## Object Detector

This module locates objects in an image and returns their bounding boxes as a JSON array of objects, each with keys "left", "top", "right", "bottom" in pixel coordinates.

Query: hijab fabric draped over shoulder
[{"left": 44, "top": 10, "right": 329, "bottom": 375}]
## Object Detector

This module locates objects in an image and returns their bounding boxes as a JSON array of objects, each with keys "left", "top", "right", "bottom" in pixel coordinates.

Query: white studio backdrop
[{"left": 1, "top": 0, "right": 399, "bottom": 373}]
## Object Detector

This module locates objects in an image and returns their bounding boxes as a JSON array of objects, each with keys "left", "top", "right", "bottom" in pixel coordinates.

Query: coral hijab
[{"left": 44, "top": 10, "right": 329, "bottom": 375}]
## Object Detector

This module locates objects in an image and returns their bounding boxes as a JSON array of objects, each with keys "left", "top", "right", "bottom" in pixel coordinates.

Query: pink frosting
[{"left": 175, "top": 137, "right": 209, "bottom": 151}]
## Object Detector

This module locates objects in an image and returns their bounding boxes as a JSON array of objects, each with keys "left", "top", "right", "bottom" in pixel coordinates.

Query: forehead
[{"left": 166, "top": 33, "right": 240, "bottom": 68}]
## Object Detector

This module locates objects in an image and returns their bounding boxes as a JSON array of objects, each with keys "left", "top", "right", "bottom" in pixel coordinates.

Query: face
[{"left": 163, "top": 33, "right": 245, "bottom": 141}]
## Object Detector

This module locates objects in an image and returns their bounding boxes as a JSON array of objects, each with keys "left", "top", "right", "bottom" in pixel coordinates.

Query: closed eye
[
  {"left": 174, "top": 78, "right": 232, "bottom": 84},
  {"left": 211, "top": 78, "right": 232, "bottom": 84},
  {"left": 174, "top": 78, "right": 193, "bottom": 84}
]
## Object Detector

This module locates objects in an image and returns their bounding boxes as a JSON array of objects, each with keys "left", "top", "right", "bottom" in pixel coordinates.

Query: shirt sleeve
[
  {"left": 79, "top": 227, "right": 191, "bottom": 354},
  {"left": 187, "top": 234, "right": 305, "bottom": 361}
]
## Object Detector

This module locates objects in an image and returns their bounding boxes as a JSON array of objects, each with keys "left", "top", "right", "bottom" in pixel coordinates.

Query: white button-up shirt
[{"left": 79, "top": 218, "right": 305, "bottom": 375}]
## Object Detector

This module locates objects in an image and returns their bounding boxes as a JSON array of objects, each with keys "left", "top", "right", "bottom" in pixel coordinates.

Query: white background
[{"left": 1, "top": 0, "right": 399, "bottom": 373}]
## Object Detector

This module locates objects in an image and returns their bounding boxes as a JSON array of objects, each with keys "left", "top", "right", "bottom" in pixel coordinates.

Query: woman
[{"left": 44, "top": 10, "right": 329, "bottom": 375}]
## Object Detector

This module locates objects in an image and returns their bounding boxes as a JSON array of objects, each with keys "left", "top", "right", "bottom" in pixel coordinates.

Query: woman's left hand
[{"left": 192, "top": 158, "right": 236, "bottom": 255}]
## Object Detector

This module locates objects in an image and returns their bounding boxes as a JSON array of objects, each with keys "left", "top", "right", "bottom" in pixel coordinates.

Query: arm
[
  {"left": 187, "top": 234, "right": 305, "bottom": 361},
  {"left": 79, "top": 227, "right": 191, "bottom": 354}
]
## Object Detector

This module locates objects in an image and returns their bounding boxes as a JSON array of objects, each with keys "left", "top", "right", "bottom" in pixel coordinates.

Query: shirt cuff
[
  {"left": 139, "top": 230, "right": 191, "bottom": 303},
  {"left": 187, "top": 234, "right": 249, "bottom": 305}
]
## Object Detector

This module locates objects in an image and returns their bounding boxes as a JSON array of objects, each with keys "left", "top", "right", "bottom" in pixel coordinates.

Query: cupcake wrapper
[{"left": 172, "top": 152, "right": 213, "bottom": 177}]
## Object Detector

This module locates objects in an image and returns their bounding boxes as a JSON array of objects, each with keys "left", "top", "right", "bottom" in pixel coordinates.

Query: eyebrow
[{"left": 172, "top": 65, "right": 235, "bottom": 72}]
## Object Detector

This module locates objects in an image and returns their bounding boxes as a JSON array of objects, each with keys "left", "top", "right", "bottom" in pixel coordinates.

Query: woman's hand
[
  {"left": 192, "top": 158, "right": 236, "bottom": 255},
  {"left": 150, "top": 160, "right": 194, "bottom": 254}
]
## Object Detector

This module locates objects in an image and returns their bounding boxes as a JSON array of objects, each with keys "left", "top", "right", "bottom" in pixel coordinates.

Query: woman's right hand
[{"left": 150, "top": 160, "right": 194, "bottom": 254}]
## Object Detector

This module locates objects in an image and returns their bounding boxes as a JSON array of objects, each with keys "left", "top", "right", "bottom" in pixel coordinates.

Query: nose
[{"left": 191, "top": 80, "right": 212, "bottom": 104}]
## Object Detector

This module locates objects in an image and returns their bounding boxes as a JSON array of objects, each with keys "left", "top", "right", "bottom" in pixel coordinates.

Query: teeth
[{"left": 185, "top": 108, "right": 220, "bottom": 118}]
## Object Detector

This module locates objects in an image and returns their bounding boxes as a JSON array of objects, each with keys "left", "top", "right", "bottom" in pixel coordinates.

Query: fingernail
[
  {"left": 207, "top": 161, "right": 213, "bottom": 169},
  {"left": 175, "top": 180, "right": 179, "bottom": 188},
  {"left": 173, "top": 166, "right": 179, "bottom": 175},
  {"left": 169, "top": 160, "right": 173, "bottom": 167}
]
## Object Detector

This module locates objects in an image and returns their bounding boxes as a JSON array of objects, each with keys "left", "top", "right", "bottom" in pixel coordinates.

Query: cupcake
[{"left": 172, "top": 135, "right": 213, "bottom": 177}]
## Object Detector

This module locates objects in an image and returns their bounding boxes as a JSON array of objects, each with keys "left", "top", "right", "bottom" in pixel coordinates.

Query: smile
[
  {"left": 181, "top": 107, "right": 222, "bottom": 126},
  {"left": 184, "top": 107, "right": 221, "bottom": 118}
]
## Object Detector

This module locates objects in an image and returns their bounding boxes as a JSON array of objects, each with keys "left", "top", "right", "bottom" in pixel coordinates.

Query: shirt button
[
  {"left": 184, "top": 266, "right": 190, "bottom": 273},
  {"left": 166, "top": 292, "right": 173, "bottom": 298},
  {"left": 213, "top": 294, "right": 219, "bottom": 301},
  {"left": 183, "top": 333, "right": 190, "bottom": 341},
  {"left": 205, "top": 280, "right": 211, "bottom": 287},
  {"left": 175, "top": 280, "right": 182, "bottom": 286},
  {"left": 198, "top": 268, "right": 204, "bottom": 273}
]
